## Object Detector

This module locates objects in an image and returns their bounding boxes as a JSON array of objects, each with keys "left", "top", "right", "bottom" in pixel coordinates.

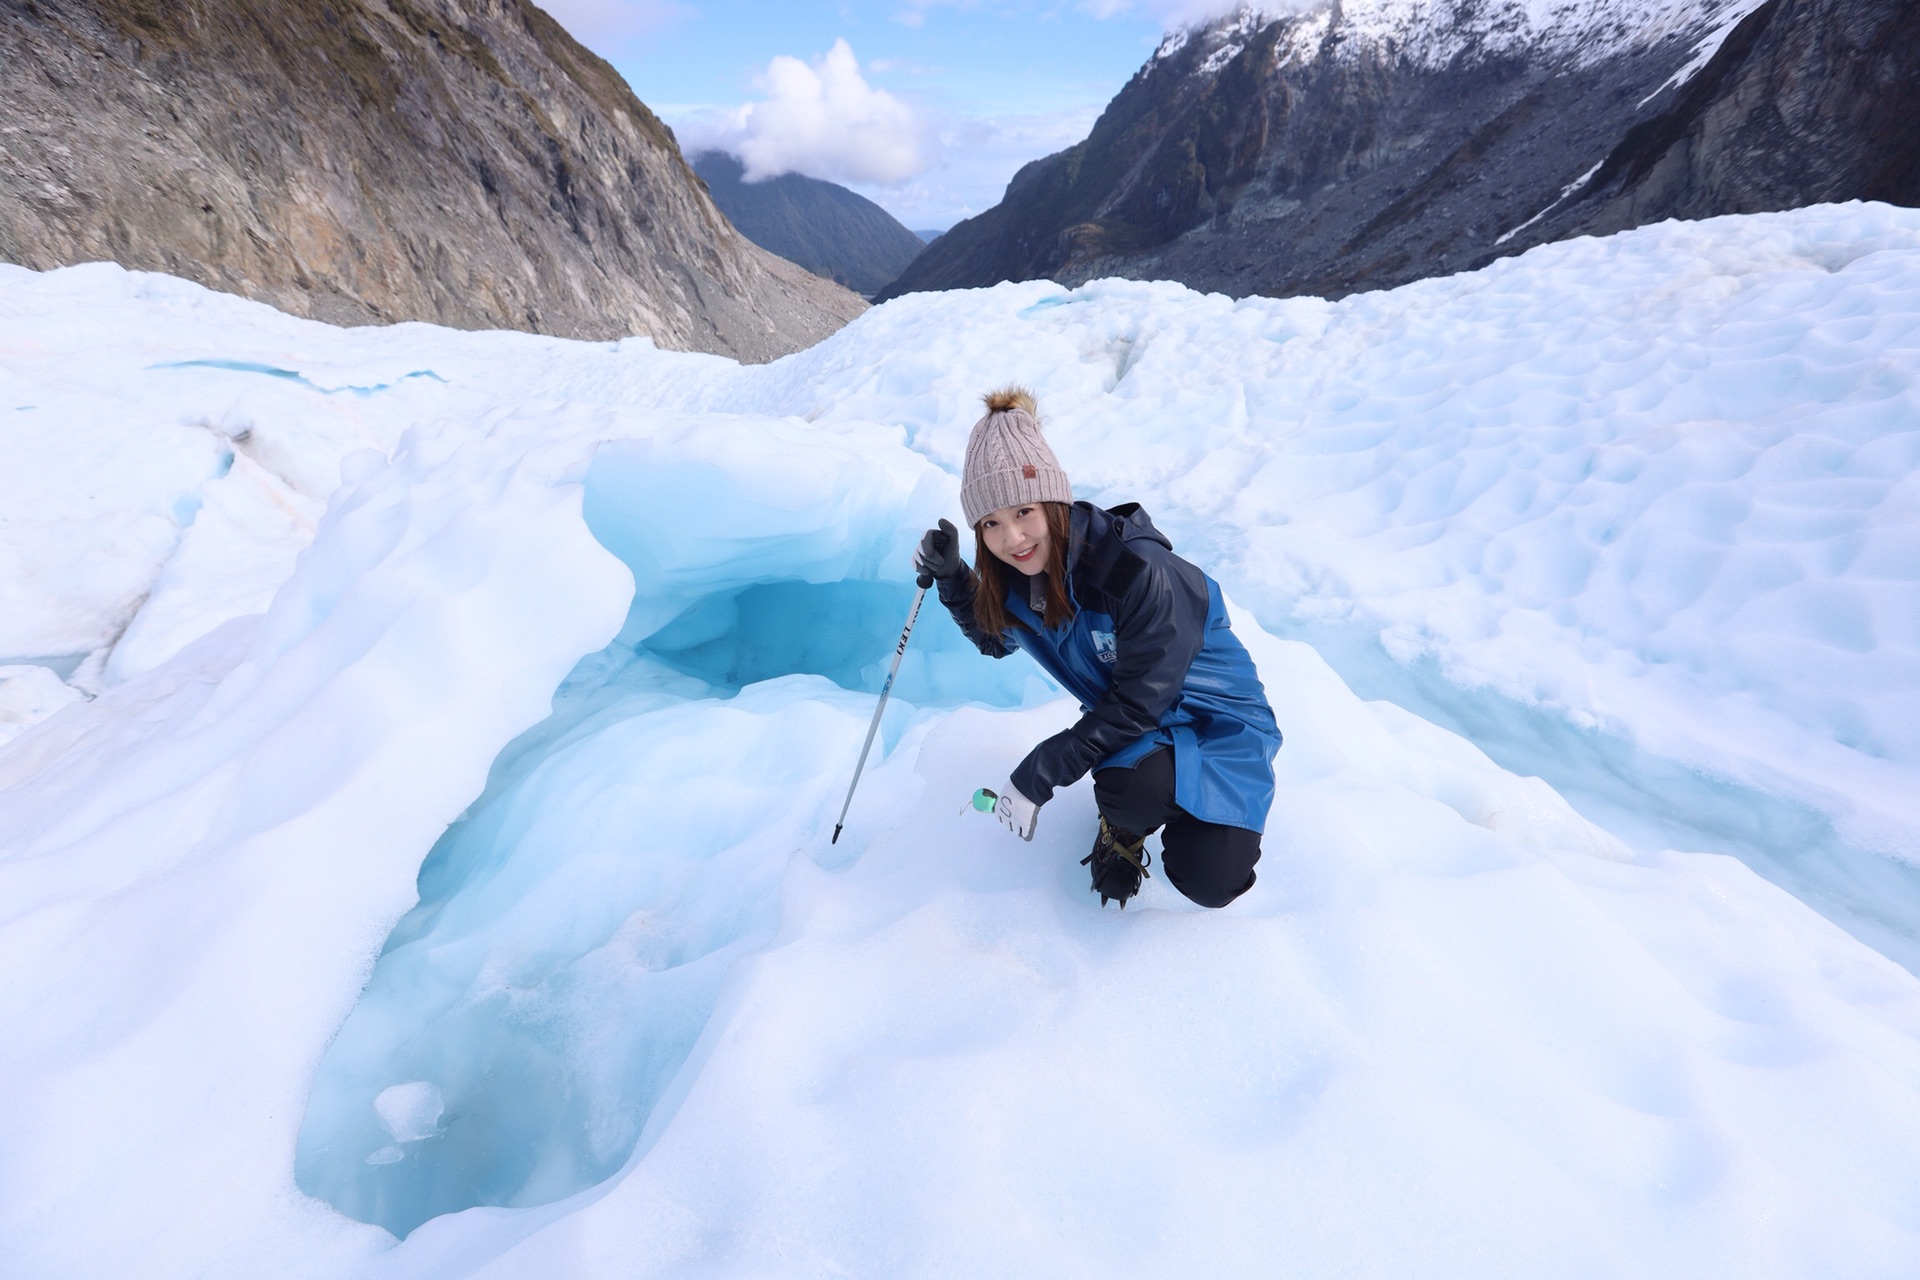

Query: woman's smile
[{"left": 980, "top": 504, "right": 1053, "bottom": 576}]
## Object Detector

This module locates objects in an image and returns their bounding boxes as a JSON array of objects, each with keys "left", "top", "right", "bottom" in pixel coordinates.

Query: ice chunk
[
  {"left": 105, "top": 453, "right": 324, "bottom": 682},
  {"left": 0, "top": 664, "right": 84, "bottom": 747},
  {"left": 373, "top": 1082, "right": 443, "bottom": 1144}
]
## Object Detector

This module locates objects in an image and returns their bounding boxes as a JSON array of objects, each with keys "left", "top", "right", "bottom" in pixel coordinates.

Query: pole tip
[{"left": 831, "top": 824, "right": 842, "bottom": 844}]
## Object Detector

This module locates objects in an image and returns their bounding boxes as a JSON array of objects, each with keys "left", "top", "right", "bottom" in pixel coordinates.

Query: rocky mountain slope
[
  {"left": 878, "top": 0, "right": 1915, "bottom": 303},
  {"left": 1537, "top": 0, "right": 1920, "bottom": 243},
  {"left": 0, "top": 0, "right": 865, "bottom": 361},
  {"left": 692, "top": 152, "right": 925, "bottom": 299}
]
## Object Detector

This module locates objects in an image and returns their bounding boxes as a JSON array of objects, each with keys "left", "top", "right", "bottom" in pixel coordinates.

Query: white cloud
[
  {"left": 841, "top": 103, "right": 1103, "bottom": 230},
  {"left": 677, "top": 40, "right": 939, "bottom": 188},
  {"left": 668, "top": 91, "right": 1098, "bottom": 230}
]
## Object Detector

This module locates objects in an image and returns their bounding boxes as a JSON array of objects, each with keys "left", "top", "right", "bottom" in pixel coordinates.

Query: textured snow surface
[{"left": 2, "top": 204, "right": 1919, "bottom": 1278}]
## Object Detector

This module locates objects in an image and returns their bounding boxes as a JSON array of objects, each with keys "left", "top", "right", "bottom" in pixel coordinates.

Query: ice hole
[
  {"left": 296, "top": 449, "right": 1044, "bottom": 1238},
  {"left": 637, "top": 577, "right": 1039, "bottom": 707}
]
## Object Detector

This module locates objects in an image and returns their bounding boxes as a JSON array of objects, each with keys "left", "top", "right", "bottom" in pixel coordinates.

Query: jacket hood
[{"left": 1068, "top": 500, "right": 1173, "bottom": 570}]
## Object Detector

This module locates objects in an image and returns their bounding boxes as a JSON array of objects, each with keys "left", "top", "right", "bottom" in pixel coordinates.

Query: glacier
[{"left": 1, "top": 203, "right": 1918, "bottom": 1277}]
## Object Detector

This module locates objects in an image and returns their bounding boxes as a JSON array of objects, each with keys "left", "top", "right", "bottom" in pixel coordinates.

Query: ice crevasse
[{"left": 0, "top": 203, "right": 1918, "bottom": 1278}]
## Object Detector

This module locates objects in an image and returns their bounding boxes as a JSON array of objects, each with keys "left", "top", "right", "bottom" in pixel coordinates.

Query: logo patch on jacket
[{"left": 1090, "top": 629, "right": 1118, "bottom": 664}]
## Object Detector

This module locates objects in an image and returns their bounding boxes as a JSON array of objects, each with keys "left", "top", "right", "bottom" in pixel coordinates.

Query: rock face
[
  {"left": 1544, "top": 0, "right": 1920, "bottom": 241},
  {"left": 878, "top": 0, "right": 1915, "bottom": 304},
  {"left": 0, "top": 0, "right": 865, "bottom": 361},
  {"left": 691, "top": 152, "right": 925, "bottom": 300}
]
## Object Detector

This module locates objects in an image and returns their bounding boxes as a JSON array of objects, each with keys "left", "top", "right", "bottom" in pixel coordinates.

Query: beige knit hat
[{"left": 960, "top": 387, "right": 1072, "bottom": 528}]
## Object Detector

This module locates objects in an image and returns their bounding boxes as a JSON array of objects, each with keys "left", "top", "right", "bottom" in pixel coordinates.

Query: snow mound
[
  {"left": 0, "top": 663, "right": 83, "bottom": 746},
  {"left": 1, "top": 204, "right": 1918, "bottom": 1277}
]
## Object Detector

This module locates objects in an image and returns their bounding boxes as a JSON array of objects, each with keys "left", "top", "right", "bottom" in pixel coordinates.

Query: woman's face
[{"left": 979, "top": 504, "right": 1052, "bottom": 576}]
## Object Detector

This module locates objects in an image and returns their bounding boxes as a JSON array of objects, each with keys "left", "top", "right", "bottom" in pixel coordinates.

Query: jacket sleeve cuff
[
  {"left": 1009, "top": 753, "right": 1052, "bottom": 807},
  {"left": 1011, "top": 727, "right": 1102, "bottom": 808},
  {"left": 935, "top": 568, "right": 973, "bottom": 605}
]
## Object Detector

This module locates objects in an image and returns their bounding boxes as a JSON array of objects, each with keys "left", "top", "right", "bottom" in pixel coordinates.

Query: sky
[{"left": 533, "top": 1, "right": 1249, "bottom": 230}]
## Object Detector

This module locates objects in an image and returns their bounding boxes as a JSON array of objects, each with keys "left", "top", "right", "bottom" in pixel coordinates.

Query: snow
[
  {"left": 1, "top": 202, "right": 1919, "bottom": 1277},
  {"left": 1168, "top": 0, "right": 1776, "bottom": 70},
  {"left": 1637, "top": 0, "right": 1765, "bottom": 104},
  {"left": 1496, "top": 158, "right": 1609, "bottom": 245},
  {"left": 0, "top": 663, "right": 82, "bottom": 746}
]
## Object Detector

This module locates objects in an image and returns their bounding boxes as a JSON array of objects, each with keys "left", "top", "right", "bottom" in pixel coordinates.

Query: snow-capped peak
[{"left": 1160, "top": 0, "right": 1772, "bottom": 70}]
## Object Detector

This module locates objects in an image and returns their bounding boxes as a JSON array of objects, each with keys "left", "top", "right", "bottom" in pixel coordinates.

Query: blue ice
[
  {"left": 1282, "top": 616, "right": 1920, "bottom": 977},
  {"left": 295, "top": 445, "right": 1041, "bottom": 1237},
  {"left": 150, "top": 359, "right": 446, "bottom": 397}
]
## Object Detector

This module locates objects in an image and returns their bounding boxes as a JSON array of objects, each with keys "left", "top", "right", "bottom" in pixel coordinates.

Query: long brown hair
[{"left": 970, "top": 501, "right": 1076, "bottom": 637}]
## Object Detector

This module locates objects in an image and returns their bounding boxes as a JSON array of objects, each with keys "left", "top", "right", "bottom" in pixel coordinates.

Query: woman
[{"left": 914, "top": 388, "right": 1283, "bottom": 909}]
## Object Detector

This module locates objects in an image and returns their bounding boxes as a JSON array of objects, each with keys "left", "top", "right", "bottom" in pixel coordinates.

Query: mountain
[
  {"left": 1535, "top": 0, "right": 1920, "bottom": 242},
  {"left": 877, "top": 0, "right": 1917, "bottom": 304},
  {"left": 0, "top": 0, "right": 865, "bottom": 362},
  {"left": 691, "top": 152, "right": 925, "bottom": 299}
]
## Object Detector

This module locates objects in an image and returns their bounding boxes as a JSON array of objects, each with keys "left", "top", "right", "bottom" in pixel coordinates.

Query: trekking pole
[{"left": 831, "top": 566, "right": 934, "bottom": 844}]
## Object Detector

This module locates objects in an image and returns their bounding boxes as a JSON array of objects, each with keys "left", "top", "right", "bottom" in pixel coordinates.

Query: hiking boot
[{"left": 1081, "top": 815, "right": 1150, "bottom": 908}]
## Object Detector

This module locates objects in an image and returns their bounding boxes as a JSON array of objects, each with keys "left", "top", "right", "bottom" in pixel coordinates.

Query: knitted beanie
[{"left": 960, "top": 387, "right": 1072, "bottom": 528}]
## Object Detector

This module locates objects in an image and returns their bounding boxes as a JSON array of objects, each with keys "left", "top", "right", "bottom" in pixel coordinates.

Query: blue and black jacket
[{"left": 937, "top": 501, "right": 1282, "bottom": 833}]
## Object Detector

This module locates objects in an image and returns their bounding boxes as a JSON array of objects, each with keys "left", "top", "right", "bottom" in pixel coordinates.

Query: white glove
[{"left": 993, "top": 780, "right": 1040, "bottom": 842}]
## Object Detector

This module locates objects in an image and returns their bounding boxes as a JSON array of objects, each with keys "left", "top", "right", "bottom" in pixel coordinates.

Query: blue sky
[{"left": 536, "top": 1, "right": 1234, "bottom": 229}]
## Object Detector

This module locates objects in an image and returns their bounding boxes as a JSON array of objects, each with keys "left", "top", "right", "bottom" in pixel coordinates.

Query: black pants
[{"left": 1092, "top": 747, "right": 1261, "bottom": 908}]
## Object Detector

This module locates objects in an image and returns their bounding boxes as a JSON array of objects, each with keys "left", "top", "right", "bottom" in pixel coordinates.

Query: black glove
[
  {"left": 1081, "top": 817, "right": 1150, "bottom": 909},
  {"left": 913, "top": 518, "right": 965, "bottom": 588}
]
